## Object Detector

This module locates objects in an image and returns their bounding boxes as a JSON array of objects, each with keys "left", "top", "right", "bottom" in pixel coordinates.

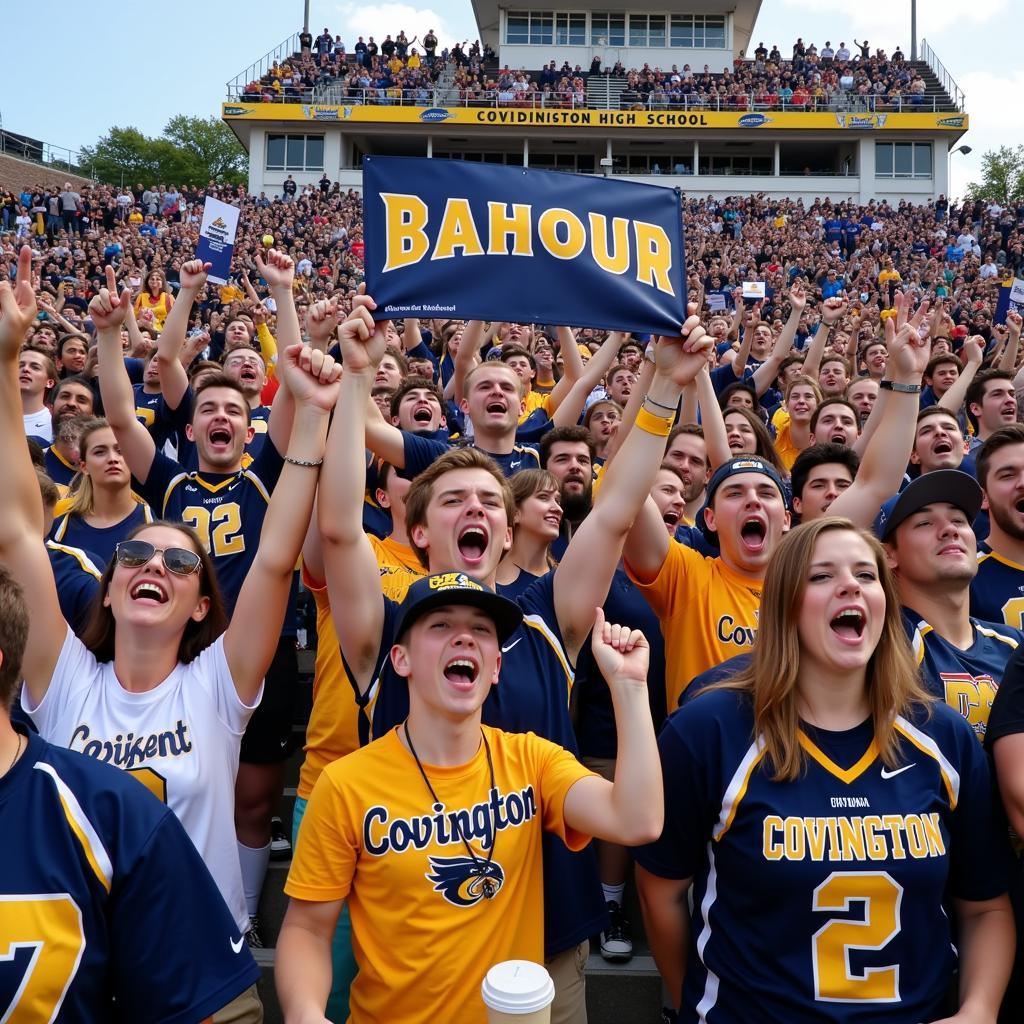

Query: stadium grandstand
[
  {"left": 223, "top": 0, "right": 967, "bottom": 205},
  {"left": 11, "top": 5, "right": 1024, "bottom": 1024}
]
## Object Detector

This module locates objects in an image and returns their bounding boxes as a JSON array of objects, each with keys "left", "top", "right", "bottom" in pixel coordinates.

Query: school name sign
[{"left": 363, "top": 157, "right": 686, "bottom": 334}]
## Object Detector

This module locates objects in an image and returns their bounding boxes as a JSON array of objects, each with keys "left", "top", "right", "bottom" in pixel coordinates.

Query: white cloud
[{"left": 330, "top": 2, "right": 477, "bottom": 50}]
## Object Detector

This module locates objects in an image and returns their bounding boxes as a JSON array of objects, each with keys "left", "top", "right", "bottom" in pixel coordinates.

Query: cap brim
[
  {"left": 879, "top": 470, "right": 982, "bottom": 541},
  {"left": 396, "top": 588, "right": 524, "bottom": 644}
]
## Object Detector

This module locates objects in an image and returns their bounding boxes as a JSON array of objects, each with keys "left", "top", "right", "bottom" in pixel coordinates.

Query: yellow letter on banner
[
  {"left": 433, "top": 198, "right": 485, "bottom": 261},
  {"left": 538, "top": 208, "right": 586, "bottom": 260},
  {"left": 589, "top": 213, "right": 631, "bottom": 275},
  {"left": 487, "top": 202, "right": 534, "bottom": 256},
  {"left": 634, "top": 221, "right": 675, "bottom": 295},
  {"left": 381, "top": 193, "right": 430, "bottom": 272}
]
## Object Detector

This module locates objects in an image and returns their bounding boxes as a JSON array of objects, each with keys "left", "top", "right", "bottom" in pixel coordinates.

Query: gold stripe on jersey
[
  {"left": 34, "top": 763, "right": 114, "bottom": 892},
  {"left": 797, "top": 731, "right": 879, "bottom": 785},
  {"left": 45, "top": 541, "right": 102, "bottom": 578},
  {"left": 893, "top": 716, "right": 961, "bottom": 809},
  {"left": 522, "top": 613, "right": 574, "bottom": 697},
  {"left": 713, "top": 736, "right": 766, "bottom": 841},
  {"left": 975, "top": 622, "right": 1020, "bottom": 650}
]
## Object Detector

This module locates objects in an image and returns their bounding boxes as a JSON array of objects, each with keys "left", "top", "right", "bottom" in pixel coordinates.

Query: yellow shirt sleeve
[
  {"left": 256, "top": 322, "right": 278, "bottom": 379},
  {"left": 287, "top": 768, "right": 356, "bottom": 901}
]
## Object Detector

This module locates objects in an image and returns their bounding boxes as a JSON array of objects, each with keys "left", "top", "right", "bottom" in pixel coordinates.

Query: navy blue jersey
[
  {"left": 132, "top": 384, "right": 175, "bottom": 450},
  {"left": 401, "top": 431, "right": 540, "bottom": 479},
  {"left": 497, "top": 567, "right": 546, "bottom": 602},
  {"left": 903, "top": 607, "right": 1023, "bottom": 742},
  {"left": 51, "top": 503, "right": 155, "bottom": 568},
  {"left": 43, "top": 445, "right": 77, "bottom": 491},
  {"left": 575, "top": 566, "right": 668, "bottom": 757},
  {"left": 139, "top": 443, "right": 284, "bottom": 617},
  {"left": 515, "top": 410, "right": 553, "bottom": 443},
  {"left": 971, "top": 548, "right": 1024, "bottom": 628},
  {"left": 350, "top": 571, "right": 605, "bottom": 957},
  {"left": 47, "top": 539, "right": 102, "bottom": 633},
  {"left": 635, "top": 688, "right": 1012, "bottom": 1024},
  {"left": 0, "top": 729, "right": 259, "bottom": 1023}
]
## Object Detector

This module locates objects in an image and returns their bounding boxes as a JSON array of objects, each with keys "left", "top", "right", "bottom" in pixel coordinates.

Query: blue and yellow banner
[
  {"left": 363, "top": 156, "right": 686, "bottom": 334},
  {"left": 995, "top": 277, "right": 1024, "bottom": 324}
]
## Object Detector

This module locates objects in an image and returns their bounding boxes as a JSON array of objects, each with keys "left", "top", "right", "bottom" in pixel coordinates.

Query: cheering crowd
[{"left": 3, "top": 157, "right": 1024, "bottom": 1024}]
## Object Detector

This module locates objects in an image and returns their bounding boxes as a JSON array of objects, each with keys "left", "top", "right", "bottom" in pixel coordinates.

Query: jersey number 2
[
  {"left": 182, "top": 503, "right": 245, "bottom": 557},
  {"left": 0, "top": 894, "right": 85, "bottom": 1023},
  {"left": 811, "top": 871, "right": 902, "bottom": 1003}
]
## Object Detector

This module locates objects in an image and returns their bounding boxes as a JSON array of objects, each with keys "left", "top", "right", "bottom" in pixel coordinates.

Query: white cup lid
[{"left": 481, "top": 960, "right": 555, "bottom": 1013}]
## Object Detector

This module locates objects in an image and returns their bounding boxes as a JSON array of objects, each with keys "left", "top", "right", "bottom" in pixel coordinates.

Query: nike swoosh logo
[
  {"left": 880, "top": 763, "right": 915, "bottom": 780},
  {"left": 500, "top": 637, "right": 522, "bottom": 653},
  {"left": 230, "top": 936, "right": 245, "bottom": 954}
]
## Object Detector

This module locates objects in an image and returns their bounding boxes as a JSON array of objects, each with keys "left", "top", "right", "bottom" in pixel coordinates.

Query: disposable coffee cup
[{"left": 481, "top": 960, "right": 555, "bottom": 1022}]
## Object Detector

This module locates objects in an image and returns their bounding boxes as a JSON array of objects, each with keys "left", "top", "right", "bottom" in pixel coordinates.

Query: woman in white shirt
[{"left": 0, "top": 251, "right": 340, "bottom": 939}]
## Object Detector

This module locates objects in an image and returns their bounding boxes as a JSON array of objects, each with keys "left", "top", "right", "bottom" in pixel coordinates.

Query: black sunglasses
[{"left": 114, "top": 540, "right": 203, "bottom": 577}]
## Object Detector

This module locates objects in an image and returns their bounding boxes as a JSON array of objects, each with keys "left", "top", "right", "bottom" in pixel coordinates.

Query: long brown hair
[
  {"left": 717, "top": 517, "right": 928, "bottom": 780},
  {"left": 724, "top": 407, "right": 788, "bottom": 476},
  {"left": 79, "top": 519, "right": 228, "bottom": 664},
  {"left": 509, "top": 468, "right": 561, "bottom": 569}
]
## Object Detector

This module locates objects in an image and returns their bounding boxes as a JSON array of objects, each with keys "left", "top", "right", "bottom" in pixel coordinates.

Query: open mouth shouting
[
  {"left": 485, "top": 398, "right": 508, "bottom": 417},
  {"left": 207, "top": 424, "right": 234, "bottom": 452},
  {"left": 443, "top": 655, "right": 480, "bottom": 691},
  {"left": 412, "top": 404, "right": 435, "bottom": 425},
  {"left": 457, "top": 525, "right": 489, "bottom": 567},
  {"left": 131, "top": 580, "right": 169, "bottom": 605},
  {"left": 829, "top": 607, "right": 866, "bottom": 645},
  {"left": 739, "top": 516, "right": 768, "bottom": 554}
]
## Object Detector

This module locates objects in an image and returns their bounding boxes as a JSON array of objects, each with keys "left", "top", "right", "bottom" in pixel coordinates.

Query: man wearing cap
[
  {"left": 277, "top": 574, "right": 663, "bottom": 1024},
  {"left": 876, "top": 469, "right": 1024, "bottom": 742},
  {"left": 314, "top": 293, "right": 708, "bottom": 1022}
]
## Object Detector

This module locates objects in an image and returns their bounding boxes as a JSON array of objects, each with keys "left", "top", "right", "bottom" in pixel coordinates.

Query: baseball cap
[
  {"left": 872, "top": 469, "right": 982, "bottom": 541},
  {"left": 393, "top": 572, "right": 523, "bottom": 643},
  {"left": 699, "top": 456, "right": 789, "bottom": 545}
]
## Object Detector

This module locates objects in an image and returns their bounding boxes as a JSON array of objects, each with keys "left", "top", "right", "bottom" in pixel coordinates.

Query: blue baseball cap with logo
[
  {"left": 699, "top": 456, "right": 789, "bottom": 545},
  {"left": 872, "top": 469, "right": 982, "bottom": 542},
  {"left": 394, "top": 572, "right": 523, "bottom": 643}
]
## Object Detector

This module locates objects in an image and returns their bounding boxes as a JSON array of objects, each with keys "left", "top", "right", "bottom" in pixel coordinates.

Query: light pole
[
  {"left": 911, "top": 1, "right": 917, "bottom": 61},
  {"left": 948, "top": 144, "right": 972, "bottom": 200}
]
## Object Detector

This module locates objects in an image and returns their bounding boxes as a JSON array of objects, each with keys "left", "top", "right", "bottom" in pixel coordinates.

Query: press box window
[
  {"left": 591, "top": 12, "right": 626, "bottom": 46},
  {"left": 670, "top": 14, "right": 727, "bottom": 48},
  {"left": 266, "top": 134, "right": 325, "bottom": 171},
  {"left": 875, "top": 142, "right": 932, "bottom": 178}
]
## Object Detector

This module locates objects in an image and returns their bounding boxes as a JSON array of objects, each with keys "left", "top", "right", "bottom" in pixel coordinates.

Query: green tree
[
  {"left": 79, "top": 117, "right": 246, "bottom": 188},
  {"left": 963, "top": 145, "right": 1024, "bottom": 205}
]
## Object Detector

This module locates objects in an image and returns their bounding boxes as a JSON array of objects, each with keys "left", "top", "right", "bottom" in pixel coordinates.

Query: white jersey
[
  {"left": 23, "top": 407, "right": 52, "bottom": 442},
  {"left": 24, "top": 628, "right": 261, "bottom": 932}
]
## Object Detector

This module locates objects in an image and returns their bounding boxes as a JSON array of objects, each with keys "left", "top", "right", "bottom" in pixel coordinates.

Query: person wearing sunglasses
[{"left": 0, "top": 246, "right": 342, "bottom": 1024}]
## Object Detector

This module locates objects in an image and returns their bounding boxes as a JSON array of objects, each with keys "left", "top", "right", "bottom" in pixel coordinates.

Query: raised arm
[
  {"left": 450, "top": 319, "right": 485, "bottom": 404},
  {"left": 551, "top": 329, "right": 624, "bottom": 428},
  {"left": 156, "top": 259, "right": 209, "bottom": 411},
  {"left": 255, "top": 251, "right": 301, "bottom": 453},
  {"left": 750, "top": 282, "right": 806, "bottom": 395},
  {"left": 318, "top": 296, "right": 393, "bottom": 692},
  {"left": 801, "top": 294, "right": 846, "bottom": 380},
  {"left": 224, "top": 343, "right": 340, "bottom": 703},
  {"left": 998, "top": 310, "right": 1022, "bottom": 373},
  {"left": 562, "top": 610, "right": 662, "bottom": 844},
  {"left": 831, "top": 295, "right": 931, "bottom": 527},
  {"left": 554, "top": 310, "right": 712, "bottom": 659},
  {"left": 0, "top": 247, "right": 66, "bottom": 702},
  {"left": 938, "top": 335, "right": 984, "bottom": 415},
  {"left": 545, "top": 324, "right": 585, "bottom": 413},
  {"left": 94, "top": 268, "right": 157, "bottom": 484},
  {"left": 696, "top": 363, "right": 731, "bottom": 470},
  {"left": 729, "top": 300, "right": 759, "bottom": 380}
]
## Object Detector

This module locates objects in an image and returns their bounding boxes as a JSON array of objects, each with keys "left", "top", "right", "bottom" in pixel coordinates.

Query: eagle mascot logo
[{"left": 426, "top": 855, "right": 505, "bottom": 906}]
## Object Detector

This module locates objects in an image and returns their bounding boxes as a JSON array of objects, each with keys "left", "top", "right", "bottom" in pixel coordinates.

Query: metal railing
[
  {"left": 226, "top": 84, "right": 957, "bottom": 115},
  {"left": 0, "top": 130, "right": 94, "bottom": 180},
  {"left": 226, "top": 33, "right": 302, "bottom": 98},
  {"left": 920, "top": 39, "right": 965, "bottom": 111}
]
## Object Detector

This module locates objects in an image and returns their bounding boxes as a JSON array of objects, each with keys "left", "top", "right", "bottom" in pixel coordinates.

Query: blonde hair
[
  {"left": 716, "top": 517, "right": 928, "bottom": 781},
  {"left": 65, "top": 418, "right": 145, "bottom": 518}
]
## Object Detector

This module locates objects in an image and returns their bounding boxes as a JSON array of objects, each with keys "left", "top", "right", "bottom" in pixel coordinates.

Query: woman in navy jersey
[
  {"left": 637, "top": 516, "right": 1014, "bottom": 1024},
  {"left": 50, "top": 417, "right": 153, "bottom": 566},
  {"left": 496, "top": 468, "right": 562, "bottom": 599}
]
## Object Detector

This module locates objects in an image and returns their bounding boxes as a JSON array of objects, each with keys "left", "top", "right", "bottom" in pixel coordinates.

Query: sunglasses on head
[{"left": 114, "top": 540, "right": 203, "bottom": 577}]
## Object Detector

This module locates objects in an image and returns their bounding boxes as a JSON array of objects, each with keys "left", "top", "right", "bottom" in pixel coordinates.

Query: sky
[{"left": 3, "top": 1, "right": 1013, "bottom": 197}]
